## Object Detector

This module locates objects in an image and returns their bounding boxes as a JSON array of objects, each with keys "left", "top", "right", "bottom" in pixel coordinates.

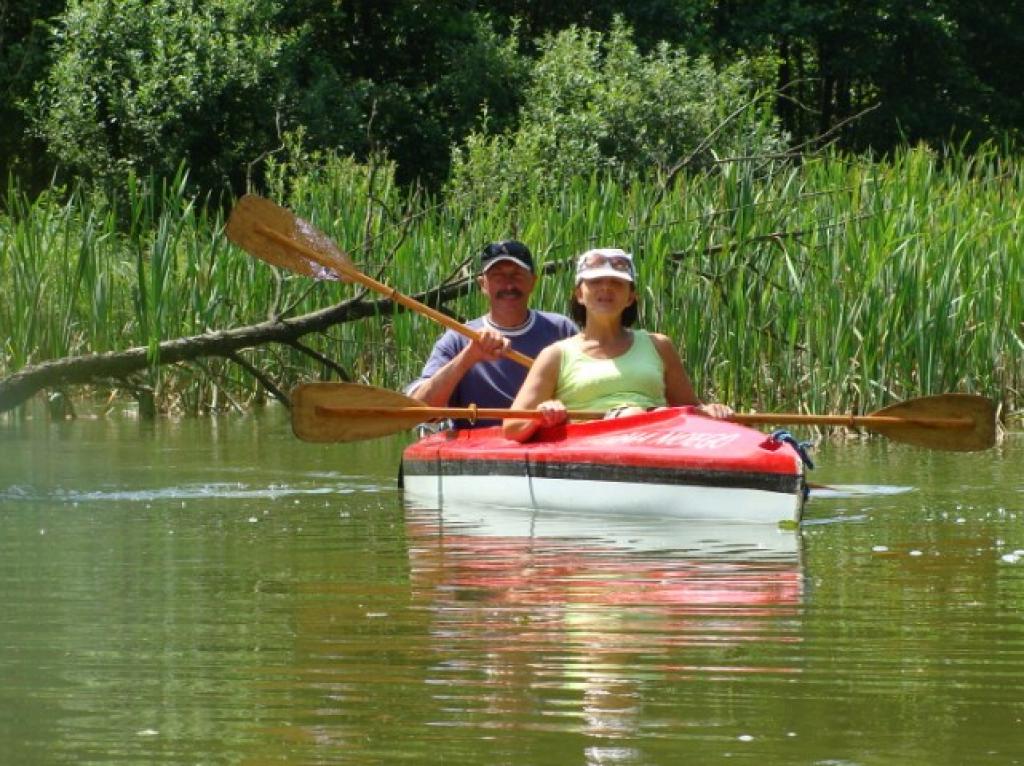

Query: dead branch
[{"left": 0, "top": 278, "right": 476, "bottom": 414}]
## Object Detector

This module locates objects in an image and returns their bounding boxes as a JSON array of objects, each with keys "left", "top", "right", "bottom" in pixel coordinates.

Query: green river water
[{"left": 1, "top": 406, "right": 1023, "bottom": 765}]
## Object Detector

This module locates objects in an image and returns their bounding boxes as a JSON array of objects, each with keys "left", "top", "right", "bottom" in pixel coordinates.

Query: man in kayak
[
  {"left": 406, "top": 240, "right": 577, "bottom": 426},
  {"left": 503, "top": 247, "right": 732, "bottom": 442}
]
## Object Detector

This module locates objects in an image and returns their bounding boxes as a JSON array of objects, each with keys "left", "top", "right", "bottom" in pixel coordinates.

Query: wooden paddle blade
[
  {"left": 226, "top": 196, "right": 535, "bottom": 369},
  {"left": 868, "top": 393, "right": 997, "bottom": 452},
  {"left": 291, "top": 382, "right": 428, "bottom": 442},
  {"left": 225, "top": 194, "right": 354, "bottom": 281}
]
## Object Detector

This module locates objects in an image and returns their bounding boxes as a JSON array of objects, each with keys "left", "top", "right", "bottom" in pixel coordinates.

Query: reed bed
[{"left": 1, "top": 144, "right": 1021, "bottom": 422}]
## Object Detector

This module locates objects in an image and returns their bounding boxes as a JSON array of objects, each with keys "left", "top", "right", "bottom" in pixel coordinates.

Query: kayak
[
  {"left": 405, "top": 501, "right": 802, "bottom": 558},
  {"left": 401, "top": 406, "right": 808, "bottom": 524}
]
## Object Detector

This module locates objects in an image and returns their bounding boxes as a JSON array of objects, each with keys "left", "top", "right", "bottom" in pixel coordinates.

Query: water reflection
[{"left": 405, "top": 502, "right": 805, "bottom": 747}]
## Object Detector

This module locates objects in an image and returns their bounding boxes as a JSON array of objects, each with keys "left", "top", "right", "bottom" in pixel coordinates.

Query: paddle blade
[
  {"left": 225, "top": 194, "right": 354, "bottom": 281},
  {"left": 291, "top": 382, "right": 428, "bottom": 442},
  {"left": 869, "top": 393, "right": 997, "bottom": 452}
]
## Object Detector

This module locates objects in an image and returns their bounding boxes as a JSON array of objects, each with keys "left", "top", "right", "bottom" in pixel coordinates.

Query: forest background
[{"left": 1, "top": 0, "right": 1022, "bottom": 422}]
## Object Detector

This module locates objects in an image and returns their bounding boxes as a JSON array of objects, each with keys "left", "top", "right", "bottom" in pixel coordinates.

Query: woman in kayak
[{"left": 503, "top": 247, "right": 733, "bottom": 442}]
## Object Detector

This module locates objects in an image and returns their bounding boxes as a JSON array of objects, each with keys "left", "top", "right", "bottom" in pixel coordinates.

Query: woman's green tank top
[{"left": 556, "top": 329, "right": 666, "bottom": 411}]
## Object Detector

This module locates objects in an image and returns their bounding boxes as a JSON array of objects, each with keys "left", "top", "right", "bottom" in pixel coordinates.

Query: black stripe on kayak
[{"left": 401, "top": 458, "right": 803, "bottom": 496}]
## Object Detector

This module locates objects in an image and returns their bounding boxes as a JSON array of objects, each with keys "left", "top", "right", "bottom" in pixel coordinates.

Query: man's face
[{"left": 477, "top": 262, "right": 536, "bottom": 309}]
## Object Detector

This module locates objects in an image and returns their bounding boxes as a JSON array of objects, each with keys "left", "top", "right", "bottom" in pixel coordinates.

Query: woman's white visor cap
[{"left": 575, "top": 248, "right": 635, "bottom": 284}]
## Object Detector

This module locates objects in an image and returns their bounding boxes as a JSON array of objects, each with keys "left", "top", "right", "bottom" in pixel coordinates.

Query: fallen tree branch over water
[{"left": 0, "top": 280, "right": 475, "bottom": 415}]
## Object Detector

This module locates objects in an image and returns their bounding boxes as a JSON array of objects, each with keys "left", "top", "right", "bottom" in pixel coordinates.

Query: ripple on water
[{"left": 0, "top": 479, "right": 391, "bottom": 504}]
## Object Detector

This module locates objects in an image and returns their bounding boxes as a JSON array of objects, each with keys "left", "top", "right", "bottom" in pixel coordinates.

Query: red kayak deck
[{"left": 401, "top": 407, "right": 806, "bottom": 523}]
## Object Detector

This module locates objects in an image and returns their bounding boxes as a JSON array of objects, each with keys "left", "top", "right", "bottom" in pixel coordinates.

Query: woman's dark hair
[{"left": 570, "top": 295, "right": 639, "bottom": 326}]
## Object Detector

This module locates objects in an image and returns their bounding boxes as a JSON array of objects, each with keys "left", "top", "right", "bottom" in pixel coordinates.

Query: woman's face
[{"left": 575, "top": 276, "right": 635, "bottom": 319}]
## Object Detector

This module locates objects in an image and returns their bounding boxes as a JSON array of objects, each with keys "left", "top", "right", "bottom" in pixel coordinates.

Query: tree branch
[
  {"left": 0, "top": 278, "right": 477, "bottom": 413},
  {"left": 286, "top": 339, "right": 352, "bottom": 382},
  {"left": 225, "top": 352, "right": 290, "bottom": 407}
]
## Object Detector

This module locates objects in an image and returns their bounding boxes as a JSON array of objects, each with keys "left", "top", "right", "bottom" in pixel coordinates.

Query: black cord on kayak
[{"left": 770, "top": 429, "right": 815, "bottom": 470}]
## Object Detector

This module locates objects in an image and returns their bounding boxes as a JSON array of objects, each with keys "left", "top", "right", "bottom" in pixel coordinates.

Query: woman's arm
[
  {"left": 651, "top": 333, "right": 700, "bottom": 406},
  {"left": 652, "top": 333, "right": 733, "bottom": 418},
  {"left": 502, "top": 343, "right": 565, "bottom": 442}
]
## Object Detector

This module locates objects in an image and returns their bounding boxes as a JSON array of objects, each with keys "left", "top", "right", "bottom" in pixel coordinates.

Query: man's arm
[
  {"left": 408, "top": 345, "right": 479, "bottom": 406},
  {"left": 408, "top": 329, "right": 510, "bottom": 407}
]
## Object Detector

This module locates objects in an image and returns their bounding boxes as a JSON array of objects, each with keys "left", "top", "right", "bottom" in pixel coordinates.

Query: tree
[
  {"left": 709, "top": 0, "right": 1024, "bottom": 152},
  {"left": 0, "top": 0, "right": 65, "bottom": 190},
  {"left": 32, "top": 0, "right": 284, "bottom": 191},
  {"left": 30, "top": 0, "right": 533, "bottom": 192},
  {"left": 479, "top": 0, "right": 715, "bottom": 53},
  {"left": 275, "top": 1, "right": 529, "bottom": 187},
  {"left": 449, "top": 19, "right": 784, "bottom": 200},
  {"left": 12, "top": 0, "right": 1024, "bottom": 197}
]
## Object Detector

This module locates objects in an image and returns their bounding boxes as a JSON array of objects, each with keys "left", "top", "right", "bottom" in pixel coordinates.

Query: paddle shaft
[
  {"left": 315, "top": 404, "right": 607, "bottom": 422},
  {"left": 292, "top": 383, "right": 995, "bottom": 450},
  {"left": 254, "top": 223, "right": 534, "bottom": 369},
  {"left": 313, "top": 403, "right": 975, "bottom": 430},
  {"left": 731, "top": 412, "right": 975, "bottom": 430}
]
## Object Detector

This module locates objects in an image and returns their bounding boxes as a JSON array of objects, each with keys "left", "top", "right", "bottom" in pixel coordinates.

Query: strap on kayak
[
  {"left": 769, "top": 429, "right": 815, "bottom": 470},
  {"left": 414, "top": 418, "right": 455, "bottom": 438}
]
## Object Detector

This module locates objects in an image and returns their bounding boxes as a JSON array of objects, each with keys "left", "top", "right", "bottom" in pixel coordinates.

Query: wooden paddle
[
  {"left": 291, "top": 382, "right": 604, "bottom": 442},
  {"left": 225, "top": 194, "right": 534, "bottom": 368},
  {"left": 290, "top": 382, "right": 997, "bottom": 451}
]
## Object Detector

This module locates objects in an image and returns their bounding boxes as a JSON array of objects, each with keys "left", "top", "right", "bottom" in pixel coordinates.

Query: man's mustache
[{"left": 495, "top": 288, "right": 524, "bottom": 299}]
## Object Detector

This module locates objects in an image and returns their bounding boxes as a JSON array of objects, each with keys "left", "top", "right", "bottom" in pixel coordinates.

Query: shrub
[
  {"left": 32, "top": 0, "right": 282, "bottom": 191},
  {"left": 448, "top": 17, "right": 786, "bottom": 203}
]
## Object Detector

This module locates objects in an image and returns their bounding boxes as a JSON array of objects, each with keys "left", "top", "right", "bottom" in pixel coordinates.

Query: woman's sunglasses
[{"left": 578, "top": 253, "right": 634, "bottom": 272}]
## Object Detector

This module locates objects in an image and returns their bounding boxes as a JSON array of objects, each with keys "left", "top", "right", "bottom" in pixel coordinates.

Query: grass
[{"left": 1, "top": 143, "right": 1021, "bottom": 423}]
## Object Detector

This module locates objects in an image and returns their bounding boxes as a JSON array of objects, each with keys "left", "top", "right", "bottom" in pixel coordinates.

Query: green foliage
[
  {"left": 481, "top": 0, "right": 713, "bottom": 54},
  {"left": 5, "top": 0, "right": 1024, "bottom": 197},
  {"left": 0, "top": 0, "right": 64, "bottom": 187},
  {"left": 3, "top": 144, "right": 1021, "bottom": 419},
  {"left": 26, "top": 1, "right": 531, "bottom": 193},
  {"left": 278, "top": 5, "right": 529, "bottom": 187},
  {"left": 448, "top": 19, "right": 785, "bottom": 203},
  {"left": 32, "top": 0, "right": 282, "bottom": 190},
  {"left": 710, "top": 0, "right": 1024, "bottom": 151}
]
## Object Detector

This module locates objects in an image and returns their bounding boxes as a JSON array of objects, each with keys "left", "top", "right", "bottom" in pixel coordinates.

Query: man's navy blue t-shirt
[{"left": 407, "top": 310, "right": 577, "bottom": 428}]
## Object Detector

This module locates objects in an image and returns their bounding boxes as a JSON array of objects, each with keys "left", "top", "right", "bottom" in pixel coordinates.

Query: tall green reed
[{"left": 1, "top": 142, "right": 1020, "bottom": 420}]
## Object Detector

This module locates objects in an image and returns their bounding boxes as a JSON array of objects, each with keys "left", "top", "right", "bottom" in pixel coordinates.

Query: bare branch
[
  {"left": 225, "top": 352, "right": 291, "bottom": 406},
  {"left": 287, "top": 340, "right": 351, "bottom": 381},
  {"left": 0, "top": 277, "right": 477, "bottom": 414}
]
